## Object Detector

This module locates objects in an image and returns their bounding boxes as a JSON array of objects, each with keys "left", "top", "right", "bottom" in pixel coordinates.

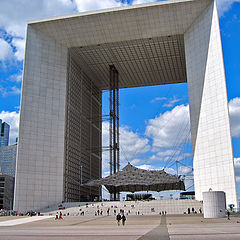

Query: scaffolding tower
[{"left": 109, "top": 65, "right": 120, "bottom": 201}]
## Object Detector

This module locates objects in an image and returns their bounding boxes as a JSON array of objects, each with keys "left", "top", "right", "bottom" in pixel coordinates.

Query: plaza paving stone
[{"left": 0, "top": 214, "right": 239, "bottom": 239}]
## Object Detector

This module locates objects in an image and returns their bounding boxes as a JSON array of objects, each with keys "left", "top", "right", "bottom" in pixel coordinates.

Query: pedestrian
[
  {"left": 122, "top": 214, "right": 126, "bottom": 226},
  {"left": 55, "top": 212, "right": 59, "bottom": 220},
  {"left": 192, "top": 207, "right": 195, "bottom": 213},
  {"left": 116, "top": 213, "right": 122, "bottom": 226},
  {"left": 187, "top": 208, "right": 190, "bottom": 214},
  {"left": 199, "top": 208, "right": 202, "bottom": 214},
  {"left": 227, "top": 210, "right": 230, "bottom": 220},
  {"left": 59, "top": 211, "right": 63, "bottom": 219},
  {"left": 107, "top": 208, "right": 110, "bottom": 216}
]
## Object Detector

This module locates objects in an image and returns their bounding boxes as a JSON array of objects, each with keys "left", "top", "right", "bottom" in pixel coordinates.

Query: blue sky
[{"left": 0, "top": 0, "right": 240, "bottom": 200}]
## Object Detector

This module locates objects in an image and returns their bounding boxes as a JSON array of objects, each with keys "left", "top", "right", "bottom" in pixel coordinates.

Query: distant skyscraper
[
  {"left": 0, "top": 143, "right": 17, "bottom": 178},
  {"left": 0, "top": 120, "right": 10, "bottom": 147},
  {"left": 0, "top": 119, "right": 17, "bottom": 178}
]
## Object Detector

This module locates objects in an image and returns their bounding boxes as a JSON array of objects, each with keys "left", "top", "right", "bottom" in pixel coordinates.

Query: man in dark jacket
[
  {"left": 122, "top": 214, "right": 126, "bottom": 226},
  {"left": 116, "top": 213, "right": 122, "bottom": 226}
]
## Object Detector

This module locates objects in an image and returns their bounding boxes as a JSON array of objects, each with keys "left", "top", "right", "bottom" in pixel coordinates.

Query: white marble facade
[
  {"left": 14, "top": 27, "right": 68, "bottom": 211},
  {"left": 185, "top": 1, "right": 237, "bottom": 208},
  {"left": 14, "top": 0, "right": 238, "bottom": 212}
]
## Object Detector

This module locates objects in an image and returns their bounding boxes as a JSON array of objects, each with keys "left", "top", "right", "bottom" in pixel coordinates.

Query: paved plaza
[{"left": 0, "top": 214, "right": 240, "bottom": 239}]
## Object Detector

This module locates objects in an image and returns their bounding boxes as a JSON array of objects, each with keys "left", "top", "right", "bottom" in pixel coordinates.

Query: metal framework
[{"left": 109, "top": 65, "right": 120, "bottom": 200}]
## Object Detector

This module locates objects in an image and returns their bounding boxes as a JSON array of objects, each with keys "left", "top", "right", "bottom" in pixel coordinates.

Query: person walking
[
  {"left": 59, "top": 211, "right": 63, "bottom": 219},
  {"left": 55, "top": 212, "right": 59, "bottom": 220},
  {"left": 116, "top": 213, "right": 122, "bottom": 226},
  {"left": 227, "top": 210, "right": 230, "bottom": 220},
  {"left": 122, "top": 214, "right": 126, "bottom": 226}
]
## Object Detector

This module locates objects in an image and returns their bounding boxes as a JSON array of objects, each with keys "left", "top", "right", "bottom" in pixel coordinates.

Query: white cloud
[
  {"left": 229, "top": 97, "right": 240, "bottom": 138},
  {"left": 0, "top": 111, "right": 20, "bottom": 144},
  {"left": 0, "top": 39, "right": 13, "bottom": 61},
  {"left": 0, "top": 86, "right": 21, "bottom": 97},
  {"left": 0, "top": 0, "right": 77, "bottom": 38},
  {"left": 129, "top": 158, "right": 142, "bottom": 165},
  {"left": 163, "top": 97, "right": 181, "bottom": 108},
  {"left": 145, "top": 104, "right": 190, "bottom": 149},
  {"left": 0, "top": 0, "right": 77, "bottom": 62},
  {"left": 8, "top": 73, "right": 22, "bottom": 83},
  {"left": 217, "top": 0, "right": 240, "bottom": 18},
  {"left": 137, "top": 164, "right": 176, "bottom": 175},
  {"left": 150, "top": 97, "right": 167, "bottom": 104},
  {"left": 178, "top": 166, "right": 193, "bottom": 176},
  {"left": 137, "top": 164, "right": 155, "bottom": 170},
  {"left": 75, "top": 0, "right": 124, "bottom": 12},
  {"left": 9, "top": 86, "right": 21, "bottom": 95},
  {"left": 0, "top": 86, "right": 7, "bottom": 97},
  {"left": 145, "top": 97, "right": 240, "bottom": 152},
  {"left": 102, "top": 122, "right": 150, "bottom": 170},
  {"left": 150, "top": 150, "right": 181, "bottom": 162},
  {"left": 12, "top": 38, "right": 25, "bottom": 61}
]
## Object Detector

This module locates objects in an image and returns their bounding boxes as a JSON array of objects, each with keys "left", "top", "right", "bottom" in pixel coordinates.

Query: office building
[
  {"left": 0, "top": 143, "right": 17, "bottom": 178},
  {"left": 14, "top": 0, "right": 238, "bottom": 212},
  {"left": 0, "top": 120, "right": 10, "bottom": 147}
]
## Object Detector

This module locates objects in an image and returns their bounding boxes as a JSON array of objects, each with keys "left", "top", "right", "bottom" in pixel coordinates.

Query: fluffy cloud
[
  {"left": 12, "top": 38, "right": 25, "bottom": 61},
  {"left": 229, "top": 97, "right": 240, "bottom": 138},
  {"left": 0, "top": 0, "right": 77, "bottom": 63},
  {"left": 145, "top": 104, "right": 190, "bottom": 149},
  {"left": 217, "top": 0, "right": 240, "bottom": 17},
  {"left": 8, "top": 73, "right": 22, "bottom": 83},
  {"left": 137, "top": 164, "right": 177, "bottom": 175},
  {"left": 75, "top": 0, "right": 124, "bottom": 12},
  {"left": 0, "top": 111, "right": 20, "bottom": 144},
  {"left": 145, "top": 97, "right": 240, "bottom": 152},
  {"left": 0, "top": 0, "right": 77, "bottom": 38},
  {"left": 178, "top": 166, "right": 193, "bottom": 176},
  {"left": 0, "top": 39, "right": 13, "bottom": 61},
  {"left": 102, "top": 122, "right": 150, "bottom": 170}
]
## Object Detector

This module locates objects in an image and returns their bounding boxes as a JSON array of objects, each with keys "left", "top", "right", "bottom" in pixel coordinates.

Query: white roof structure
[
  {"left": 29, "top": 0, "right": 212, "bottom": 89},
  {"left": 86, "top": 163, "right": 185, "bottom": 193}
]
